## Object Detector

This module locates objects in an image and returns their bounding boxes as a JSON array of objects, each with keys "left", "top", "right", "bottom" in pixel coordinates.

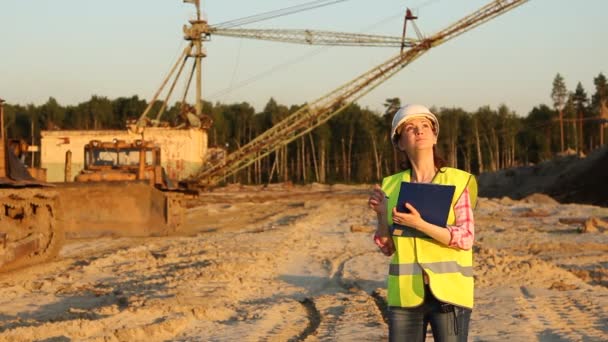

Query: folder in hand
[{"left": 391, "top": 182, "right": 455, "bottom": 238}]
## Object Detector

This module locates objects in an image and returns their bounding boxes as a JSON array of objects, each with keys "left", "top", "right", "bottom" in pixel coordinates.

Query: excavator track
[{"left": 0, "top": 188, "right": 63, "bottom": 273}]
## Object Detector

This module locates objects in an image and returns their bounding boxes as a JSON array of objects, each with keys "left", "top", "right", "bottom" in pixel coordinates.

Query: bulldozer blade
[{"left": 56, "top": 181, "right": 183, "bottom": 238}]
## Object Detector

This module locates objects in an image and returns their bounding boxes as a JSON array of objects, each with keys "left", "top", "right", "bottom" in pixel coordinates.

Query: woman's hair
[{"left": 397, "top": 146, "right": 447, "bottom": 171}]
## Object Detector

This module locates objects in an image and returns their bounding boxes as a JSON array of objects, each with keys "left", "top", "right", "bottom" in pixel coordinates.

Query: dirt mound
[
  {"left": 478, "top": 146, "right": 608, "bottom": 206},
  {"left": 547, "top": 147, "right": 608, "bottom": 206},
  {"left": 521, "top": 193, "right": 559, "bottom": 205}
]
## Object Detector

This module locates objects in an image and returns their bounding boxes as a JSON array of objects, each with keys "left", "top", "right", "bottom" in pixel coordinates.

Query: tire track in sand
[
  {"left": 516, "top": 287, "right": 608, "bottom": 341},
  {"left": 305, "top": 251, "right": 387, "bottom": 341}
]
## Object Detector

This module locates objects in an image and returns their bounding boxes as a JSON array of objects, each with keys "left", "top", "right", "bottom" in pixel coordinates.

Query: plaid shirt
[{"left": 446, "top": 187, "right": 475, "bottom": 250}]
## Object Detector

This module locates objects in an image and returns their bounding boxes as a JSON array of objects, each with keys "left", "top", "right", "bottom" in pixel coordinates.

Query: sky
[{"left": 0, "top": 0, "right": 606, "bottom": 117}]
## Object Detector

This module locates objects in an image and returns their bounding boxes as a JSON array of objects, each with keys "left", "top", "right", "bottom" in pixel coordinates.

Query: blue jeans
[{"left": 388, "top": 286, "right": 471, "bottom": 342}]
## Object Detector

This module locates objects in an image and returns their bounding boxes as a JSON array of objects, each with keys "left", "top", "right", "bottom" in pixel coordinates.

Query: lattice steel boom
[
  {"left": 210, "top": 28, "right": 417, "bottom": 47},
  {"left": 191, "top": 0, "right": 529, "bottom": 186}
]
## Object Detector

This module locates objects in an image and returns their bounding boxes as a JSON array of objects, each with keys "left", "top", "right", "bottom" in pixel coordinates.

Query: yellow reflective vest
[{"left": 381, "top": 167, "right": 478, "bottom": 309}]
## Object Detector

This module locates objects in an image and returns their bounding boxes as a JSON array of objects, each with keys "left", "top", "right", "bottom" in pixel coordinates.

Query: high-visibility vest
[{"left": 381, "top": 167, "right": 478, "bottom": 309}]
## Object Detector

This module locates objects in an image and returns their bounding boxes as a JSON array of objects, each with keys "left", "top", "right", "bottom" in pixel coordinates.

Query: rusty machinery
[
  {"left": 0, "top": 98, "right": 63, "bottom": 272},
  {"left": 135, "top": 0, "right": 419, "bottom": 128},
  {"left": 55, "top": 138, "right": 189, "bottom": 240},
  {"left": 135, "top": 0, "right": 529, "bottom": 188},
  {"left": 180, "top": 0, "right": 530, "bottom": 187},
  {"left": 75, "top": 139, "right": 175, "bottom": 189}
]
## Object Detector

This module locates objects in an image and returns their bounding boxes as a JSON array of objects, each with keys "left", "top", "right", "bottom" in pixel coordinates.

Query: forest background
[{"left": 3, "top": 72, "right": 607, "bottom": 184}]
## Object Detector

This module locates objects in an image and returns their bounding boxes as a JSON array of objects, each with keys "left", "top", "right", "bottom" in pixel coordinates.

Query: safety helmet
[{"left": 391, "top": 104, "right": 439, "bottom": 145}]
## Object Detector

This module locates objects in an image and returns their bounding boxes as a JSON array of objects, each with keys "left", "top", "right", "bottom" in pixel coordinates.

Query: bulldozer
[
  {"left": 0, "top": 98, "right": 63, "bottom": 272},
  {"left": 56, "top": 138, "right": 190, "bottom": 238},
  {"left": 75, "top": 139, "right": 176, "bottom": 189}
]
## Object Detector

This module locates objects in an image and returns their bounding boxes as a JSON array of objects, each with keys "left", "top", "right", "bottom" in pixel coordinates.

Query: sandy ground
[{"left": 0, "top": 184, "right": 607, "bottom": 341}]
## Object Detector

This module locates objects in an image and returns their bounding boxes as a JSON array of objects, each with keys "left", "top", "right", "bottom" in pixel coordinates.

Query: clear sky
[{"left": 1, "top": 0, "right": 606, "bottom": 117}]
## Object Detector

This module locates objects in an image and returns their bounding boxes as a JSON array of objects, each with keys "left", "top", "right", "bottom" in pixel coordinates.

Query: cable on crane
[
  {"left": 208, "top": 0, "right": 438, "bottom": 101},
  {"left": 415, "top": 0, "right": 443, "bottom": 10},
  {"left": 140, "top": 39, "right": 188, "bottom": 121},
  {"left": 214, "top": 0, "right": 352, "bottom": 29},
  {"left": 228, "top": 38, "right": 244, "bottom": 91},
  {"left": 210, "top": 45, "right": 329, "bottom": 100}
]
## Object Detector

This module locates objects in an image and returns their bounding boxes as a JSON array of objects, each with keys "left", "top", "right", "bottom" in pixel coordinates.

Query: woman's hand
[
  {"left": 368, "top": 184, "right": 387, "bottom": 215},
  {"left": 369, "top": 185, "right": 393, "bottom": 256},
  {"left": 373, "top": 232, "right": 395, "bottom": 256},
  {"left": 392, "top": 202, "right": 425, "bottom": 230}
]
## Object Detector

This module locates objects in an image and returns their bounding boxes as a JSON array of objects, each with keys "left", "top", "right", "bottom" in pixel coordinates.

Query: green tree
[
  {"left": 476, "top": 106, "right": 500, "bottom": 171},
  {"left": 521, "top": 105, "right": 554, "bottom": 163},
  {"left": 256, "top": 98, "right": 289, "bottom": 183},
  {"left": 383, "top": 97, "right": 401, "bottom": 172},
  {"left": 436, "top": 107, "right": 465, "bottom": 168},
  {"left": 3, "top": 103, "right": 30, "bottom": 139},
  {"left": 352, "top": 107, "right": 382, "bottom": 183},
  {"left": 112, "top": 95, "right": 147, "bottom": 128},
  {"left": 454, "top": 110, "right": 475, "bottom": 172},
  {"left": 592, "top": 73, "right": 608, "bottom": 146},
  {"left": 39, "top": 97, "right": 65, "bottom": 130},
  {"left": 592, "top": 73, "right": 608, "bottom": 108},
  {"left": 383, "top": 97, "right": 401, "bottom": 116},
  {"left": 572, "top": 82, "right": 589, "bottom": 152},
  {"left": 497, "top": 104, "right": 521, "bottom": 168},
  {"left": 551, "top": 73, "right": 567, "bottom": 151}
]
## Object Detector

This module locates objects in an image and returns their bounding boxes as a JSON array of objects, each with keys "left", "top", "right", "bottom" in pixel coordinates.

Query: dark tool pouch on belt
[{"left": 439, "top": 303, "right": 454, "bottom": 313}]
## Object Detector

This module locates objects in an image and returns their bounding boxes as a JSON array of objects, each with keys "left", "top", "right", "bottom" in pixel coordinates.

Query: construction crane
[
  {"left": 136, "top": 1, "right": 418, "bottom": 127},
  {"left": 187, "top": 0, "right": 530, "bottom": 186}
]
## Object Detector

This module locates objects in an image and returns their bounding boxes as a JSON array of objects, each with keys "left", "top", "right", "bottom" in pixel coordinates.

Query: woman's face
[{"left": 396, "top": 117, "right": 437, "bottom": 153}]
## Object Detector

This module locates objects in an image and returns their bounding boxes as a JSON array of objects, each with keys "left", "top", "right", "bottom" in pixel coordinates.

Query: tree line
[{"left": 3, "top": 72, "right": 606, "bottom": 184}]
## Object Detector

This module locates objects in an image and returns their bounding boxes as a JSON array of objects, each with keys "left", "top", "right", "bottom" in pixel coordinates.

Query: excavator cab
[{"left": 76, "top": 139, "right": 174, "bottom": 190}]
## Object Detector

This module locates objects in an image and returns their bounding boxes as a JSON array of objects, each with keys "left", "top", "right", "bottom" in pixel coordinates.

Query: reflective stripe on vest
[
  {"left": 381, "top": 167, "right": 477, "bottom": 309},
  {"left": 390, "top": 261, "right": 473, "bottom": 277}
]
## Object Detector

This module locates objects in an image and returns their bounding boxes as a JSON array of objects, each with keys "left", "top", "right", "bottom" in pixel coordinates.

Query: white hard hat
[{"left": 391, "top": 104, "right": 439, "bottom": 145}]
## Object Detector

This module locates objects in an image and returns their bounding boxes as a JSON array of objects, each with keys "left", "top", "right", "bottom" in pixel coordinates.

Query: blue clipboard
[{"left": 392, "top": 182, "right": 455, "bottom": 238}]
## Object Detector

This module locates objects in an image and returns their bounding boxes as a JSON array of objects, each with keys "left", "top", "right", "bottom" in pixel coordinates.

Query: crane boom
[
  {"left": 190, "top": 0, "right": 529, "bottom": 186},
  {"left": 210, "top": 28, "right": 417, "bottom": 47}
]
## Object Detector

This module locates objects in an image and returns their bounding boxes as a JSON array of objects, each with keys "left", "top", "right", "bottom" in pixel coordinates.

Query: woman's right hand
[
  {"left": 374, "top": 232, "right": 395, "bottom": 256},
  {"left": 368, "top": 184, "right": 387, "bottom": 215},
  {"left": 369, "top": 184, "right": 393, "bottom": 256}
]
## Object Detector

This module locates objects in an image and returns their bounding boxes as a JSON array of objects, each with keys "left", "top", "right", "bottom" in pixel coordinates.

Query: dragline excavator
[{"left": 185, "top": 0, "right": 530, "bottom": 187}]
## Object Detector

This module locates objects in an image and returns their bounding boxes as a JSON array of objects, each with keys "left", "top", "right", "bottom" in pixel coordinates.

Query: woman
[{"left": 368, "top": 104, "right": 477, "bottom": 342}]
